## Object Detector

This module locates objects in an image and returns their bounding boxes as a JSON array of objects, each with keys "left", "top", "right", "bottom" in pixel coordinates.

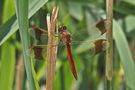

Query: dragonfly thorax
[{"left": 60, "top": 30, "right": 72, "bottom": 45}]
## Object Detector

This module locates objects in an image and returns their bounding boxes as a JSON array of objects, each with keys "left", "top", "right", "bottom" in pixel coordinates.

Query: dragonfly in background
[{"left": 28, "top": 19, "right": 108, "bottom": 80}]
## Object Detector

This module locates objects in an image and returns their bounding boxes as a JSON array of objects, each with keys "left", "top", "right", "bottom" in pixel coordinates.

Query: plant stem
[
  {"left": 105, "top": 78, "right": 113, "bottom": 90},
  {"left": 16, "top": 55, "right": 24, "bottom": 90},
  {"left": 105, "top": 0, "right": 113, "bottom": 88},
  {"left": 46, "top": 6, "right": 59, "bottom": 90},
  {"left": 105, "top": 0, "right": 113, "bottom": 81}
]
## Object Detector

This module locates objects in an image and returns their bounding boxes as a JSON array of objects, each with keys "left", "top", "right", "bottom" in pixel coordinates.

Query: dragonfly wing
[
  {"left": 29, "top": 25, "right": 48, "bottom": 43},
  {"left": 31, "top": 45, "right": 44, "bottom": 60},
  {"left": 96, "top": 19, "right": 107, "bottom": 35},
  {"left": 65, "top": 43, "right": 78, "bottom": 80},
  {"left": 26, "top": 45, "right": 48, "bottom": 61}
]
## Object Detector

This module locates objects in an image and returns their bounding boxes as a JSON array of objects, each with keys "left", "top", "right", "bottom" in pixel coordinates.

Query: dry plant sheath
[
  {"left": 105, "top": 0, "right": 113, "bottom": 81},
  {"left": 46, "top": 6, "right": 59, "bottom": 90}
]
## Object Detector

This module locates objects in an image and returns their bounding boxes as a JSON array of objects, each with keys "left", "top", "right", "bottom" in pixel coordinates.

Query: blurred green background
[{"left": 0, "top": 0, "right": 135, "bottom": 90}]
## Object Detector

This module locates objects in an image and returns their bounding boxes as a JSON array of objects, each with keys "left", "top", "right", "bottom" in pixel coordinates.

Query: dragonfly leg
[
  {"left": 53, "top": 33, "right": 59, "bottom": 37},
  {"left": 31, "top": 25, "right": 48, "bottom": 34}
]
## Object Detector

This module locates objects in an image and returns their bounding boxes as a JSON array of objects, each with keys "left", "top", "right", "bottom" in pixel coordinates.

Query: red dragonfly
[
  {"left": 28, "top": 19, "right": 108, "bottom": 80},
  {"left": 58, "top": 25, "right": 78, "bottom": 80}
]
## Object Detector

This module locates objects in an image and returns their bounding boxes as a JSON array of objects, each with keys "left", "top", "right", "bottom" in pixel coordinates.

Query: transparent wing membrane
[{"left": 27, "top": 19, "right": 107, "bottom": 60}]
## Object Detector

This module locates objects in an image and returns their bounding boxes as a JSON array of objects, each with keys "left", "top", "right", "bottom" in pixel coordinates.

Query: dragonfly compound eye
[{"left": 63, "top": 26, "right": 67, "bottom": 30}]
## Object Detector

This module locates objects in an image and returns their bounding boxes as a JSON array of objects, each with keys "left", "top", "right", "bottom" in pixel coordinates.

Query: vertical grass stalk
[
  {"left": 46, "top": 6, "right": 59, "bottom": 90},
  {"left": 15, "top": 55, "right": 24, "bottom": 90},
  {"left": 105, "top": 0, "right": 113, "bottom": 81},
  {"left": 15, "top": 0, "right": 37, "bottom": 89},
  {"left": 105, "top": 0, "right": 113, "bottom": 89}
]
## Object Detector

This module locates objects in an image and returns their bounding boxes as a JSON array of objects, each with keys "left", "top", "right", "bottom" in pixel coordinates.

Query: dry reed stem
[
  {"left": 105, "top": 0, "right": 113, "bottom": 81},
  {"left": 46, "top": 6, "right": 59, "bottom": 90},
  {"left": 16, "top": 55, "right": 24, "bottom": 90}
]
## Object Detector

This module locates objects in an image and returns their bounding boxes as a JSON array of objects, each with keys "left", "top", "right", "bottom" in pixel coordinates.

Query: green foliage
[
  {"left": 113, "top": 20, "right": 135, "bottom": 89},
  {"left": 0, "top": 0, "right": 48, "bottom": 45},
  {"left": 0, "top": 42, "right": 16, "bottom": 90},
  {"left": 14, "top": 0, "right": 36, "bottom": 89}
]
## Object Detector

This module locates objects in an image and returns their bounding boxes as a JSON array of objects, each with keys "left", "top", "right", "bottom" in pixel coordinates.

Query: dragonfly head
[{"left": 58, "top": 25, "right": 67, "bottom": 34}]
